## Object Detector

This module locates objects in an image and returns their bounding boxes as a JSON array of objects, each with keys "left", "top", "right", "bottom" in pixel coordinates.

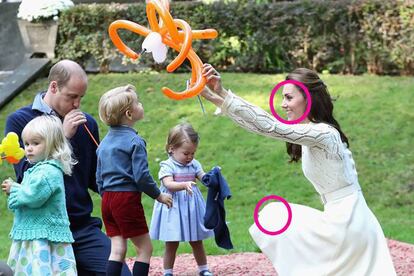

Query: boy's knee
[
  {"left": 135, "top": 240, "right": 153, "bottom": 255},
  {"left": 143, "top": 242, "right": 153, "bottom": 254},
  {"left": 110, "top": 245, "right": 127, "bottom": 261},
  {"left": 136, "top": 245, "right": 152, "bottom": 262}
]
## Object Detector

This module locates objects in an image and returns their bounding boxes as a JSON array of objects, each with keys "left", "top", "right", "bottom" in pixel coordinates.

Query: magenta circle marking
[
  {"left": 253, "top": 194, "right": 292, "bottom": 236},
  {"left": 269, "top": 80, "right": 312, "bottom": 124}
]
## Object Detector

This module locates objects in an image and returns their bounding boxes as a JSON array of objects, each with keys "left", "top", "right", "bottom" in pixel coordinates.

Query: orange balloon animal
[{"left": 108, "top": 0, "right": 218, "bottom": 100}]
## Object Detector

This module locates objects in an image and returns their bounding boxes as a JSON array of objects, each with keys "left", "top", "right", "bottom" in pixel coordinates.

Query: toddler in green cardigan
[{"left": 1, "top": 115, "right": 78, "bottom": 275}]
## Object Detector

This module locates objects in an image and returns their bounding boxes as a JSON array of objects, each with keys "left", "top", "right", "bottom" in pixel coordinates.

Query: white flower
[{"left": 17, "top": 0, "right": 74, "bottom": 22}]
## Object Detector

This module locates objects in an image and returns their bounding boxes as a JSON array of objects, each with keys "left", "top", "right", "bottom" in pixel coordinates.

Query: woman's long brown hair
[{"left": 285, "top": 68, "right": 349, "bottom": 162}]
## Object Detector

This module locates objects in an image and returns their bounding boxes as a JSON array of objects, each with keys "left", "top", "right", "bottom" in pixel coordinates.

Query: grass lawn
[{"left": 0, "top": 71, "right": 413, "bottom": 260}]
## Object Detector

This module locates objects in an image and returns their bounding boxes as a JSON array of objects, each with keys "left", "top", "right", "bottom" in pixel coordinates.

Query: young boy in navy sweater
[{"left": 97, "top": 84, "right": 173, "bottom": 276}]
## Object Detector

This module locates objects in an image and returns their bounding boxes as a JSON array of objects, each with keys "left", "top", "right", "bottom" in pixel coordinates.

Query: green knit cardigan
[{"left": 8, "top": 159, "right": 74, "bottom": 243}]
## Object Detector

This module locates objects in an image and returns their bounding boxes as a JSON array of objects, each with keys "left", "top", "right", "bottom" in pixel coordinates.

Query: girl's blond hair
[
  {"left": 166, "top": 123, "right": 199, "bottom": 154},
  {"left": 98, "top": 84, "right": 138, "bottom": 126},
  {"left": 22, "top": 115, "right": 77, "bottom": 175}
]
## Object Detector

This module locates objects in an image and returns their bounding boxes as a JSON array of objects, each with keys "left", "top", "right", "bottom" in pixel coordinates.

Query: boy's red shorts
[{"left": 102, "top": 191, "right": 149, "bottom": 238}]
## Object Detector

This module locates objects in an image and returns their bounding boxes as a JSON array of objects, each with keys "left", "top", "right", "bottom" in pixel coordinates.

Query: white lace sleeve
[{"left": 221, "top": 90, "right": 341, "bottom": 151}]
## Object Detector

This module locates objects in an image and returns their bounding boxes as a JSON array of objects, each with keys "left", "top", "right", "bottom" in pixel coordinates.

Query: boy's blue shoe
[{"left": 199, "top": 270, "right": 213, "bottom": 276}]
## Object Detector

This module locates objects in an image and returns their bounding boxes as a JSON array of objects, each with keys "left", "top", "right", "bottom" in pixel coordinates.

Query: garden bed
[{"left": 127, "top": 239, "right": 414, "bottom": 275}]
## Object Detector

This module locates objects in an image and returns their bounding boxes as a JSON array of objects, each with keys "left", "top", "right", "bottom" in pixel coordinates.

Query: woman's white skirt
[{"left": 249, "top": 192, "right": 396, "bottom": 276}]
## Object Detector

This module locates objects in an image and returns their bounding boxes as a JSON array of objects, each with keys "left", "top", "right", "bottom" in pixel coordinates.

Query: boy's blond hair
[{"left": 99, "top": 84, "right": 138, "bottom": 126}]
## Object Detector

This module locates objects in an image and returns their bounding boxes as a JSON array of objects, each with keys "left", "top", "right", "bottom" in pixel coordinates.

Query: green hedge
[{"left": 57, "top": 0, "right": 414, "bottom": 75}]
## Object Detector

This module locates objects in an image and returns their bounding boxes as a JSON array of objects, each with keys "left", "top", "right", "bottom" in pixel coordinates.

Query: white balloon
[
  {"left": 142, "top": 32, "right": 161, "bottom": 52},
  {"left": 152, "top": 44, "right": 168, "bottom": 63},
  {"left": 142, "top": 32, "right": 168, "bottom": 63}
]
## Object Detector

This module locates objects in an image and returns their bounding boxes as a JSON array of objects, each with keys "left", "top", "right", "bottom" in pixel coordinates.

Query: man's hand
[{"left": 63, "top": 109, "right": 87, "bottom": 139}]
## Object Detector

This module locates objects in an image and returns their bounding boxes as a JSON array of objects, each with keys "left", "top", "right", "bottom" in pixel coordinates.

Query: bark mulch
[{"left": 126, "top": 239, "right": 414, "bottom": 275}]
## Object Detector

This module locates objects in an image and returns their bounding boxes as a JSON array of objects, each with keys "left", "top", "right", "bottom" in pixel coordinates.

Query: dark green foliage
[{"left": 57, "top": 0, "right": 414, "bottom": 75}]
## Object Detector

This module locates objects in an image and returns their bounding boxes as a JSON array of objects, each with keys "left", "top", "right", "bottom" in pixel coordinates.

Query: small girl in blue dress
[
  {"left": 1, "top": 115, "right": 77, "bottom": 275},
  {"left": 150, "top": 123, "right": 214, "bottom": 276}
]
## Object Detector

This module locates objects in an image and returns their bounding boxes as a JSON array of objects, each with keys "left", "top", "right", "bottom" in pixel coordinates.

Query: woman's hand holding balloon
[{"left": 201, "top": 63, "right": 228, "bottom": 107}]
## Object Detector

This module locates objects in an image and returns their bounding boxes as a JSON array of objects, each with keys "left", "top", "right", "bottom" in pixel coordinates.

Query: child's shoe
[{"left": 199, "top": 270, "right": 213, "bottom": 276}]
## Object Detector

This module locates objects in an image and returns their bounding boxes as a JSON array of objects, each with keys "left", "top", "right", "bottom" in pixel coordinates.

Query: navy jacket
[
  {"left": 96, "top": 126, "right": 161, "bottom": 199},
  {"left": 202, "top": 166, "right": 233, "bottom": 250}
]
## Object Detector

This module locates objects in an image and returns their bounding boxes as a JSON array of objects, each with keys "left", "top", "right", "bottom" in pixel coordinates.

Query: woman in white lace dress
[{"left": 200, "top": 64, "right": 396, "bottom": 276}]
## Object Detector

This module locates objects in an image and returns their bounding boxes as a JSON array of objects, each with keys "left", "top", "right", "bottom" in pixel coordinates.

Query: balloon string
[
  {"left": 186, "top": 79, "right": 205, "bottom": 115},
  {"left": 197, "top": 95, "right": 205, "bottom": 115},
  {"left": 83, "top": 124, "right": 99, "bottom": 147}
]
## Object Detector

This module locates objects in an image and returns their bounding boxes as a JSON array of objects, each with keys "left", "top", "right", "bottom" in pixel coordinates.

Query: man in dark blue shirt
[{"left": 5, "top": 60, "right": 130, "bottom": 275}]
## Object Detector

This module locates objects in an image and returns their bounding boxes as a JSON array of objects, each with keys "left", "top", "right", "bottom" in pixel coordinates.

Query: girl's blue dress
[{"left": 150, "top": 157, "right": 214, "bottom": 242}]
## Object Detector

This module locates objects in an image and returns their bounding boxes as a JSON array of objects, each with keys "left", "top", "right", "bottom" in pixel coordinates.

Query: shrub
[{"left": 57, "top": 0, "right": 414, "bottom": 75}]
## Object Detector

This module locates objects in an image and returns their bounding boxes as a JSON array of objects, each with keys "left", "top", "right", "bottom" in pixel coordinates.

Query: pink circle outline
[
  {"left": 269, "top": 80, "right": 312, "bottom": 124},
  {"left": 253, "top": 195, "right": 292, "bottom": 236}
]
